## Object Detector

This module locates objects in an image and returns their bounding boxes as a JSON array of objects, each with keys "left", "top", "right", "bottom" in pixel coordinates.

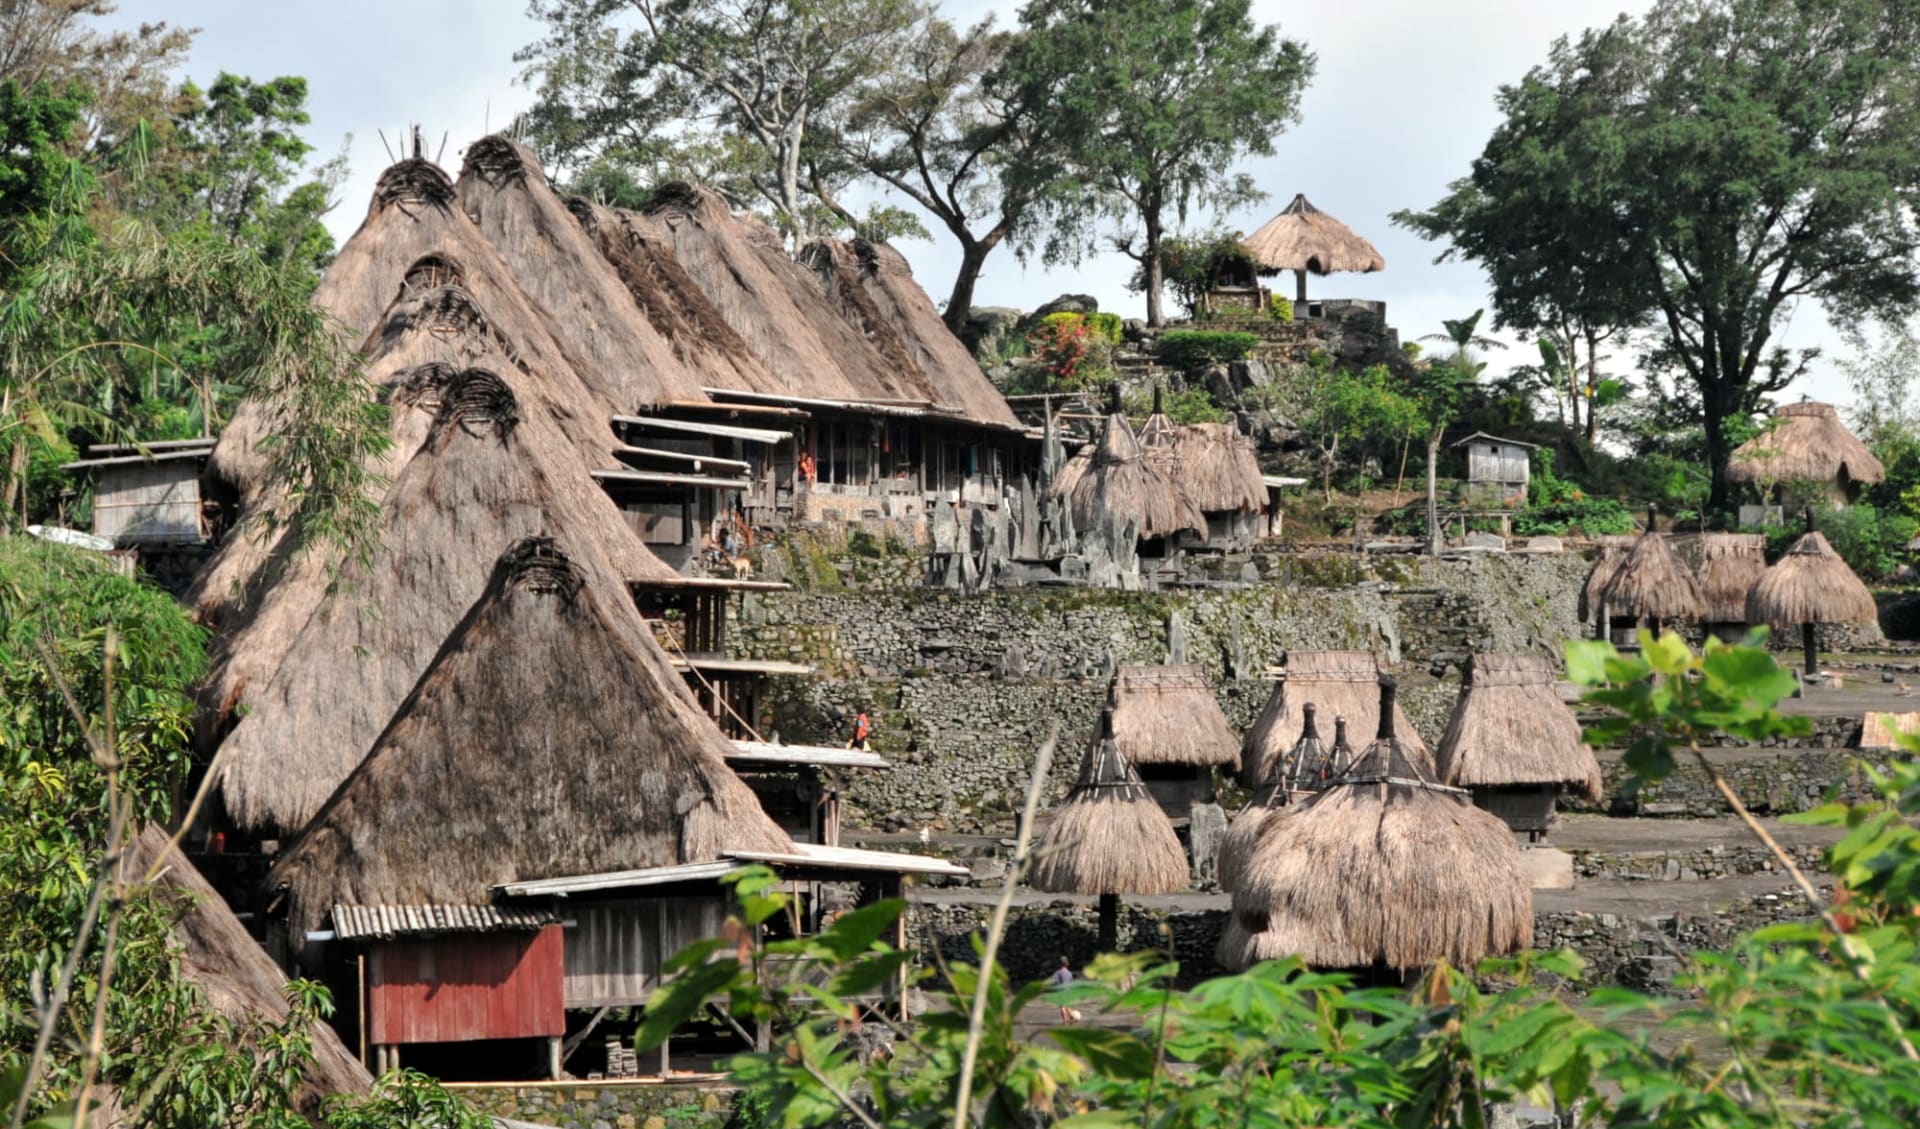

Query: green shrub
[
  {"left": 1155, "top": 329, "right": 1260, "bottom": 372},
  {"left": 1267, "top": 294, "right": 1293, "bottom": 321},
  {"left": 1759, "top": 503, "right": 1915, "bottom": 582},
  {"left": 1512, "top": 450, "right": 1638, "bottom": 536},
  {"left": 1123, "top": 386, "right": 1226, "bottom": 424},
  {"left": 1084, "top": 311, "right": 1123, "bottom": 343}
]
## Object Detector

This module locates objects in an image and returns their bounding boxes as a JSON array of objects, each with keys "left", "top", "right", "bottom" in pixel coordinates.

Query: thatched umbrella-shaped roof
[
  {"left": 1434, "top": 653, "right": 1600, "bottom": 800},
  {"left": 271, "top": 537, "right": 790, "bottom": 944},
  {"left": 1695, "top": 533, "right": 1769, "bottom": 626},
  {"left": 1107, "top": 663, "right": 1240, "bottom": 769},
  {"left": 1219, "top": 706, "right": 1352, "bottom": 893},
  {"left": 1747, "top": 510, "right": 1880, "bottom": 677},
  {"left": 1240, "top": 651, "right": 1426, "bottom": 787},
  {"left": 1728, "top": 401, "right": 1885, "bottom": 491},
  {"left": 1053, "top": 411, "right": 1205, "bottom": 541},
  {"left": 1225, "top": 679, "right": 1532, "bottom": 973},
  {"left": 1603, "top": 506, "right": 1702, "bottom": 626},
  {"left": 125, "top": 827, "right": 372, "bottom": 1113},
  {"left": 1031, "top": 709, "right": 1189, "bottom": 949},
  {"left": 1577, "top": 535, "right": 1637, "bottom": 626},
  {"left": 1242, "top": 194, "right": 1386, "bottom": 302}
]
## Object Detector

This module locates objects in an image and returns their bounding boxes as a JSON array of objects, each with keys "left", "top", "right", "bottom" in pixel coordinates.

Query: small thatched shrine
[
  {"left": 1030, "top": 709, "right": 1190, "bottom": 950},
  {"left": 1242, "top": 193, "right": 1386, "bottom": 303},
  {"left": 1240, "top": 650, "right": 1426, "bottom": 787},
  {"left": 1224, "top": 679, "right": 1532, "bottom": 977},
  {"left": 1693, "top": 532, "right": 1770, "bottom": 639},
  {"left": 1218, "top": 705, "right": 1351, "bottom": 893},
  {"left": 1433, "top": 654, "right": 1601, "bottom": 839},
  {"left": 1729, "top": 401, "right": 1885, "bottom": 506},
  {"left": 1107, "top": 663, "right": 1240, "bottom": 815},
  {"left": 1054, "top": 406, "right": 1206, "bottom": 551},
  {"left": 1579, "top": 534, "right": 1638, "bottom": 640},
  {"left": 1602, "top": 506, "right": 1702, "bottom": 636},
  {"left": 1747, "top": 510, "right": 1880, "bottom": 677}
]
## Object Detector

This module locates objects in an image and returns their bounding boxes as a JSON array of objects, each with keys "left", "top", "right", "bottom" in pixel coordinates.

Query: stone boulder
[
  {"left": 959, "top": 305, "right": 1023, "bottom": 361},
  {"left": 1028, "top": 293, "right": 1099, "bottom": 322}
]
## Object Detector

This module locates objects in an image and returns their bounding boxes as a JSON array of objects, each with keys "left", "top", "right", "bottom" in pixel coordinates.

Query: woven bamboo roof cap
[
  {"left": 1242, "top": 194, "right": 1386, "bottom": 276},
  {"left": 1728, "top": 401, "right": 1885, "bottom": 487}
]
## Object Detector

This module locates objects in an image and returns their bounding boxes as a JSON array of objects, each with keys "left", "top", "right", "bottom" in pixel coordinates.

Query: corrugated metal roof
[
  {"left": 728, "top": 843, "right": 970, "bottom": 878},
  {"left": 494, "top": 861, "right": 741, "bottom": 899},
  {"left": 330, "top": 903, "right": 559, "bottom": 940},
  {"left": 612, "top": 414, "right": 790, "bottom": 445},
  {"left": 726, "top": 741, "right": 889, "bottom": 769}
]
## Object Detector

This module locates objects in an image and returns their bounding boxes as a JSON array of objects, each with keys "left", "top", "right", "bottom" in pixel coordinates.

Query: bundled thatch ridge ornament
[
  {"left": 1603, "top": 504, "right": 1702, "bottom": 631},
  {"left": 1224, "top": 678, "right": 1532, "bottom": 976},
  {"left": 1218, "top": 705, "right": 1352, "bottom": 893},
  {"left": 1242, "top": 193, "right": 1386, "bottom": 303},
  {"left": 1030, "top": 708, "right": 1189, "bottom": 950},
  {"left": 1747, "top": 508, "right": 1879, "bottom": 678},
  {"left": 1434, "top": 653, "right": 1601, "bottom": 838},
  {"left": 1240, "top": 650, "right": 1426, "bottom": 787}
]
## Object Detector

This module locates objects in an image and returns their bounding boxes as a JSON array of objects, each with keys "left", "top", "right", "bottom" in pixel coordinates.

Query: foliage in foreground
[{"left": 640, "top": 635, "right": 1920, "bottom": 1127}]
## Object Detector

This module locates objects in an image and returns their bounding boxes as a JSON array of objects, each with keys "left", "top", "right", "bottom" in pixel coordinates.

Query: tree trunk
[
  {"left": 942, "top": 237, "right": 993, "bottom": 335},
  {"left": 1142, "top": 211, "right": 1165, "bottom": 327},
  {"left": 1701, "top": 382, "right": 1736, "bottom": 517},
  {"left": 1583, "top": 327, "right": 1601, "bottom": 447},
  {"left": 3, "top": 438, "right": 24, "bottom": 531},
  {"left": 1425, "top": 430, "right": 1442, "bottom": 555},
  {"left": 1098, "top": 893, "right": 1119, "bottom": 952},
  {"left": 1393, "top": 434, "right": 1411, "bottom": 504}
]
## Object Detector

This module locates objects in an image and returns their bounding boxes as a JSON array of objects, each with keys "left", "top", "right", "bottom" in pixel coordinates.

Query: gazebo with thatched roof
[
  {"left": 1240, "top": 651, "right": 1426, "bottom": 787},
  {"left": 1242, "top": 194, "right": 1386, "bottom": 304},
  {"left": 1434, "top": 653, "right": 1602, "bottom": 840},
  {"left": 1729, "top": 401, "right": 1885, "bottom": 507},
  {"left": 1579, "top": 534, "right": 1639, "bottom": 641},
  {"left": 1223, "top": 678, "right": 1532, "bottom": 979},
  {"left": 1747, "top": 510, "right": 1880, "bottom": 679},
  {"left": 1693, "top": 532, "right": 1770, "bottom": 640},
  {"left": 1107, "top": 663, "right": 1241, "bottom": 816},
  {"left": 1218, "top": 705, "right": 1353, "bottom": 893},
  {"left": 1030, "top": 709, "right": 1190, "bottom": 951},
  {"left": 1602, "top": 506, "right": 1703, "bottom": 639}
]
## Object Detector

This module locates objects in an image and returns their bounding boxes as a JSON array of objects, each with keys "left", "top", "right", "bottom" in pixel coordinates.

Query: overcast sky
[{"left": 116, "top": 0, "right": 1867, "bottom": 405}]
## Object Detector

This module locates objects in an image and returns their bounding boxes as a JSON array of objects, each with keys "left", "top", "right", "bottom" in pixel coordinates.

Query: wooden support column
[
  {"left": 892, "top": 876, "right": 910, "bottom": 1024},
  {"left": 547, "top": 1036, "right": 562, "bottom": 1081}
]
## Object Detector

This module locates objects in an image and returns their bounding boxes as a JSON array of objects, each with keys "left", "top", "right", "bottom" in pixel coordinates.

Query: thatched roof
[
  {"left": 1107, "top": 663, "right": 1240, "bottom": 768},
  {"left": 1242, "top": 194, "right": 1386, "bottom": 277},
  {"left": 271, "top": 537, "right": 790, "bottom": 942},
  {"left": 1240, "top": 651, "right": 1426, "bottom": 787},
  {"left": 1694, "top": 533, "right": 1769, "bottom": 624},
  {"left": 1747, "top": 528, "right": 1879, "bottom": 627},
  {"left": 125, "top": 827, "right": 371, "bottom": 1113},
  {"left": 1029, "top": 710, "right": 1189, "bottom": 896},
  {"left": 1577, "top": 535, "right": 1638, "bottom": 621},
  {"left": 1219, "top": 705, "right": 1348, "bottom": 893},
  {"left": 1728, "top": 401, "right": 1885, "bottom": 487},
  {"left": 1227, "top": 680, "right": 1532, "bottom": 972},
  {"left": 1434, "top": 653, "right": 1600, "bottom": 799},
  {"left": 1166, "top": 423, "right": 1267, "bottom": 515},
  {"left": 800, "top": 238, "right": 1021, "bottom": 428},
  {"left": 1054, "top": 413, "right": 1205, "bottom": 540},
  {"left": 1603, "top": 513, "right": 1703, "bottom": 622}
]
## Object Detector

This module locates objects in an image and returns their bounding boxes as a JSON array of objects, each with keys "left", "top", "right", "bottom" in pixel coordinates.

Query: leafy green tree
[
  {"left": 1399, "top": 0, "right": 1920, "bottom": 515},
  {"left": 1002, "top": 0, "right": 1314, "bottom": 326},
  {"left": 1296, "top": 363, "right": 1422, "bottom": 503},
  {"left": 1412, "top": 311, "right": 1499, "bottom": 553},
  {"left": 1124, "top": 229, "right": 1255, "bottom": 320}
]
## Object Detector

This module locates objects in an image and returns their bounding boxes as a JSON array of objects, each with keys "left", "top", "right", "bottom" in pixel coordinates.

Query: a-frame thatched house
[
  {"left": 1223, "top": 679, "right": 1531, "bottom": 979},
  {"left": 1579, "top": 534, "right": 1638, "bottom": 641},
  {"left": 1106, "top": 663, "right": 1240, "bottom": 817},
  {"left": 1433, "top": 653, "right": 1601, "bottom": 839},
  {"left": 1729, "top": 401, "right": 1885, "bottom": 507},
  {"left": 1135, "top": 389, "right": 1270, "bottom": 552},
  {"left": 1054, "top": 408, "right": 1206, "bottom": 559},
  {"left": 1240, "top": 651, "right": 1425, "bottom": 787},
  {"left": 270, "top": 537, "right": 793, "bottom": 1075}
]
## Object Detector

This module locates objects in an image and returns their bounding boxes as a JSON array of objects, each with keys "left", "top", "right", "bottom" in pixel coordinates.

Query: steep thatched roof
[
  {"left": 1029, "top": 711, "right": 1189, "bottom": 896},
  {"left": 125, "top": 827, "right": 371, "bottom": 1113},
  {"left": 1604, "top": 513, "right": 1703, "bottom": 623},
  {"left": 1694, "top": 533, "right": 1769, "bottom": 624},
  {"left": 1240, "top": 651, "right": 1426, "bottom": 787},
  {"left": 1107, "top": 663, "right": 1240, "bottom": 768},
  {"left": 1054, "top": 413, "right": 1205, "bottom": 540},
  {"left": 1728, "top": 401, "right": 1885, "bottom": 487},
  {"left": 272, "top": 538, "right": 790, "bottom": 942},
  {"left": 1434, "top": 654, "right": 1600, "bottom": 799},
  {"left": 1242, "top": 194, "right": 1386, "bottom": 277},
  {"left": 1227, "top": 680, "right": 1532, "bottom": 972},
  {"left": 800, "top": 238, "right": 1021, "bottom": 428},
  {"left": 1219, "top": 705, "right": 1349, "bottom": 893},
  {"left": 1167, "top": 423, "right": 1267, "bottom": 515},
  {"left": 452, "top": 136, "right": 718, "bottom": 413},
  {"left": 1747, "top": 528, "right": 1879, "bottom": 627},
  {"left": 1577, "top": 535, "right": 1638, "bottom": 621}
]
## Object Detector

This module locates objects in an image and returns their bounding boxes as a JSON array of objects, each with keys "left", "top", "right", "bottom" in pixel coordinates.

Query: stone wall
[
  {"left": 456, "top": 1082, "right": 733, "bottom": 1129},
  {"left": 1567, "top": 747, "right": 1889, "bottom": 818}
]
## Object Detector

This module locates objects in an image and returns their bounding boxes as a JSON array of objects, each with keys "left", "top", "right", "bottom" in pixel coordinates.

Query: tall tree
[
  {"left": 1414, "top": 311, "right": 1500, "bottom": 555},
  {"left": 1398, "top": 0, "right": 1920, "bottom": 514},
  {"left": 1002, "top": 0, "right": 1313, "bottom": 326}
]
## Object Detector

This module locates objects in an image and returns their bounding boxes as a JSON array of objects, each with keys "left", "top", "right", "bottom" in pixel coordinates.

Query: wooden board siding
[
  {"left": 93, "top": 463, "right": 202, "bottom": 544},
  {"left": 563, "top": 897, "right": 730, "bottom": 1009},
  {"left": 368, "top": 926, "right": 563, "bottom": 1044}
]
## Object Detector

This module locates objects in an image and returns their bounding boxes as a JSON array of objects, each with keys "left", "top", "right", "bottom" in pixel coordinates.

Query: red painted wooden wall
[{"left": 368, "top": 926, "right": 564, "bottom": 1045}]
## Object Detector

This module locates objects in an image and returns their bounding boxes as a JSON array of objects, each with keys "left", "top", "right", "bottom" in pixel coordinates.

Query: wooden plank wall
[
  {"left": 93, "top": 464, "right": 201, "bottom": 543},
  {"left": 368, "top": 926, "right": 564, "bottom": 1044},
  {"left": 563, "top": 897, "right": 729, "bottom": 1010}
]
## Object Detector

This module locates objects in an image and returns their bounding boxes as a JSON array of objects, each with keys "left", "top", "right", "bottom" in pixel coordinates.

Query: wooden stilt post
[
  {"left": 356, "top": 953, "right": 368, "bottom": 1067},
  {"left": 1098, "top": 892, "right": 1119, "bottom": 952},
  {"left": 1803, "top": 621, "right": 1819, "bottom": 680},
  {"left": 547, "top": 1036, "right": 562, "bottom": 1081}
]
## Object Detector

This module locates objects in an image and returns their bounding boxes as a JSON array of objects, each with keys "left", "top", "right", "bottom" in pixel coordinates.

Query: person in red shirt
[{"left": 847, "top": 709, "right": 872, "bottom": 750}]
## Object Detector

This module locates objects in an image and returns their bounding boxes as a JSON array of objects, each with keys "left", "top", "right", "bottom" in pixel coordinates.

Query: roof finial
[
  {"left": 1099, "top": 706, "right": 1116, "bottom": 741},
  {"left": 1152, "top": 383, "right": 1164, "bottom": 416},
  {"left": 1107, "top": 382, "right": 1123, "bottom": 416},
  {"left": 1376, "top": 677, "right": 1397, "bottom": 741},
  {"left": 1645, "top": 502, "right": 1658, "bottom": 533},
  {"left": 1805, "top": 506, "right": 1817, "bottom": 535},
  {"left": 1300, "top": 701, "right": 1318, "bottom": 740}
]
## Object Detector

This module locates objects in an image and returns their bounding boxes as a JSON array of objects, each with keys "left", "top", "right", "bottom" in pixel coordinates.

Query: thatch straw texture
[
  {"left": 1604, "top": 526, "right": 1703, "bottom": 622},
  {"left": 1695, "top": 533, "right": 1768, "bottom": 624},
  {"left": 1240, "top": 651, "right": 1426, "bottom": 787},
  {"left": 1746, "top": 530, "right": 1879, "bottom": 626},
  {"left": 1242, "top": 194, "right": 1386, "bottom": 276},
  {"left": 1029, "top": 717, "right": 1189, "bottom": 896},
  {"left": 1434, "top": 654, "right": 1600, "bottom": 799},
  {"left": 1577, "top": 535, "right": 1637, "bottom": 621},
  {"left": 1108, "top": 663, "right": 1240, "bottom": 768},
  {"left": 1219, "top": 704, "right": 1338, "bottom": 893},
  {"left": 1728, "top": 401, "right": 1885, "bottom": 487},
  {"left": 1229, "top": 686, "right": 1532, "bottom": 972},
  {"left": 454, "top": 137, "right": 719, "bottom": 412},
  {"left": 125, "top": 827, "right": 371, "bottom": 1112},
  {"left": 272, "top": 538, "right": 790, "bottom": 942},
  {"left": 1054, "top": 414, "right": 1205, "bottom": 540},
  {"left": 1168, "top": 423, "right": 1267, "bottom": 515}
]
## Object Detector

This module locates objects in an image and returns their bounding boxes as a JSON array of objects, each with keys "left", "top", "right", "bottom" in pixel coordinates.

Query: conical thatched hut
[
  {"left": 1694, "top": 532, "right": 1769, "bottom": 638},
  {"left": 1434, "top": 653, "right": 1600, "bottom": 839},
  {"left": 1602, "top": 506, "right": 1702, "bottom": 633},
  {"left": 1729, "top": 401, "right": 1885, "bottom": 505},
  {"left": 1029, "top": 709, "right": 1190, "bottom": 950},
  {"left": 125, "top": 827, "right": 371, "bottom": 1114},
  {"left": 1107, "top": 663, "right": 1240, "bottom": 816},
  {"left": 1218, "top": 704, "right": 1347, "bottom": 893},
  {"left": 1242, "top": 194, "right": 1386, "bottom": 303},
  {"left": 1054, "top": 411, "right": 1205, "bottom": 547},
  {"left": 1225, "top": 679, "right": 1532, "bottom": 976},
  {"left": 1240, "top": 651, "right": 1426, "bottom": 787},
  {"left": 1578, "top": 534, "right": 1638, "bottom": 639},
  {"left": 1747, "top": 510, "right": 1880, "bottom": 677}
]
